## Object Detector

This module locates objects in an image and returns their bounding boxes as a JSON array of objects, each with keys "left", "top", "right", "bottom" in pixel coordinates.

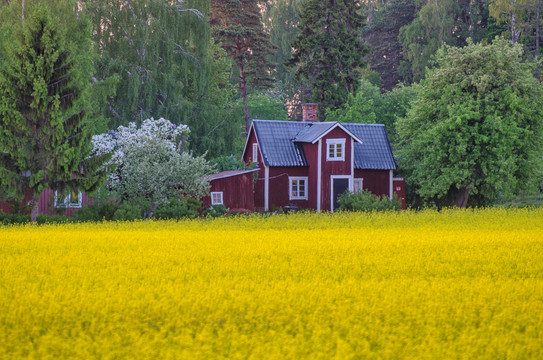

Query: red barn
[
  {"left": 201, "top": 169, "right": 259, "bottom": 211},
  {"left": 0, "top": 188, "right": 91, "bottom": 216},
  {"left": 242, "top": 103, "right": 399, "bottom": 212}
]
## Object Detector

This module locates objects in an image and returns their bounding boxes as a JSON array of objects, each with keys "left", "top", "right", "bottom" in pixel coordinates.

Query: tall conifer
[
  {"left": 288, "top": 0, "right": 368, "bottom": 117},
  {"left": 210, "top": 0, "right": 276, "bottom": 133},
  {"left": 0, "top": 4, "right": 100, "bottom": 221}
]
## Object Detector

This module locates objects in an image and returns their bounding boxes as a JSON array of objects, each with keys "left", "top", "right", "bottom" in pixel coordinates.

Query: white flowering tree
[{"left": 91, "top": 118, "right": 214, "bottom": 218}]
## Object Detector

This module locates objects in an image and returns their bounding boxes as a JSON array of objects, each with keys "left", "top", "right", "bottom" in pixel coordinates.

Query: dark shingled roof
[{"left": 252, "top": 120, "right": 396, "bottom": 170}]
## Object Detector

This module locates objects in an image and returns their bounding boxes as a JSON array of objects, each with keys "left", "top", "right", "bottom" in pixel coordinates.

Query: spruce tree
[
  {"left": 288, "top": 0, "right": 368, "bottom": 116},
  {"left": 0, "top": 4, "right": 99, "bottom": 221},
  {"left": 210, "top": 0, "right": 276, "bottom": 133}
]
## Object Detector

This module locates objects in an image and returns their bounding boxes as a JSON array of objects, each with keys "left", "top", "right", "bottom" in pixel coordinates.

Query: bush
[
  {"left": 338, "top": 190, "right": 401, "bottom": 212},
  {"left": 113, "top": 203, "right": 143, "bottom": 221},
  {"left": 73, "top": 200, "right": 120, "bottom": 222},
  {"left": 202, "top": 204, "right": 227, "bottom": 218},
  {"left": 153, "top": 197, "right": 202, "bottom": 220},
  {"left": 36, "top": 215, "right": 72, "bottom": 225},
  {"left": 0, "top": 211, "right": 30, "bottom": 225}
]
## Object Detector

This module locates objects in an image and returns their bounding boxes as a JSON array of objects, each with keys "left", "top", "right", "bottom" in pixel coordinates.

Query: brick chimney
[{"left": 302, "top": 103, "right": 318, "bottom": 122}]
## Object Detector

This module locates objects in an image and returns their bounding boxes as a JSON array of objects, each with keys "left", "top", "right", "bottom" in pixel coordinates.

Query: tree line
[{"left": 0, "top": 0, "right": 542, "bottom": 217}]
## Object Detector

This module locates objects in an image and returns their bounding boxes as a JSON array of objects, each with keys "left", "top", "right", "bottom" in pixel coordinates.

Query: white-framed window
[
  {"left": 289, "top": 177, "right": 308, "bottom": 200},
  {"left": 252, "top": 143, "right": 258, "bottom": 163},
  {"left": 353, "top": 178, "right": 363, "bottom": 193},
  {"left": 54, "top": 190, "right": 83, "bottom": 208},
  {"left": 326, "top": 139, "right": 345, "bottom": 161},
  {"left": 211, "top": 191, "right": 224, "bottom": 205}
]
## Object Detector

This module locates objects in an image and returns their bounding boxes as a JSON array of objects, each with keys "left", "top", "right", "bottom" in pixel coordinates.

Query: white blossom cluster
[{"left": 90, "top": 117, "right": 190, "bottom": 185}]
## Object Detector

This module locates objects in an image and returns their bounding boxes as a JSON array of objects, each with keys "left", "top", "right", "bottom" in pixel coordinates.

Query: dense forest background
[{"left": 1, "top": 0, "right": 541, "bottom": 165}]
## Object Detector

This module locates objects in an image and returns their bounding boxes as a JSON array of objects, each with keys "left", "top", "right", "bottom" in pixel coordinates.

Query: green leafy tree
[
  {"left": 0, "top": 4, "right": 101, "bottom": 222},
  {"left": 396, "top": 38, "right": 543, "bottom": 208},
  {"left": 287, "top": 0, "right": 369, "bottom": 116},
  {"left": 262, "top": 0, "right": 303, "bottom": 106},
  {"left": 119, "top": 139, "right": 212, "bottom": 218},
  {"left": 81, "top": 0, "right": 237, "bottom": 159},
  {"left": 326, "top": 79, "right": 416, "bottom": 144},
  {"left": 399, "top": 0, "right": 492, "bottom": 82},
  {"left": 210, "top": 0, "right": 276, "bottom": 133},
  {"left": 91, "top": 117, "right": 213, "bottom": 219}
]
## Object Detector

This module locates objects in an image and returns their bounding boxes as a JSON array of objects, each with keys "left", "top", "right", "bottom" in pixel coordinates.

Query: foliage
[
  {"left": 338, "top": 189, "right": 401, "bottom": 212},
  {"left": 112, "top": 203, "right": 143, "bottom": 222},
  {"left": 202, "top": 204, "right": 227, "bottom": 218},
  {"left": 1, "top": 208, "right": 543, "bottom": 358},
  {"left": 325, "top": 80, "right": 416, "bottom": 145},
  {"left": 0, "top": 211, "right": 29, "bottom": 225},
  {"left": 0, "top": 3, "right": 105, "bottom": 221},
  {"left": 396, "top": 37, "right": 543, "bottom": 208},
  {"left": 79, "top": 0, "right": 237, "bottom": 159},
  {"left": 153, "top": 197, "right": 201, "bottom": 220},
  {"left": 399, "top": 0, "right": 492, "bottom": 82},
  {"left": 287, "top": 0, "right": 369, "bottom": 116},
  {"left": 262, "top": 0, "right": 303, "bottom": 105},
  {"left": 91, "top": 118, "right": 213, "bottom": 218},
  {"left": 210, "top": 0, "right": 276, "bottom": 131},
  {"left": 73, "top": 200, "right": 120, "bottom": 222},
  {"left": 361, "top": 0, "right": 417, "bottom": 90}
]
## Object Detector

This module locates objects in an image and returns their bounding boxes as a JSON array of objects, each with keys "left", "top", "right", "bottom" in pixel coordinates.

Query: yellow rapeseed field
[{"left": 1, "top": 208, "right": 542, "bottom": 359}]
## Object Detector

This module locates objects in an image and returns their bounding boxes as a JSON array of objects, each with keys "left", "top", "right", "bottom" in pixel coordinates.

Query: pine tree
[
  {"left": 0, "top": 3, "right": 100, "bottom": 222},
  {"left": 288, "top": 0, "right": 369, "bottom": 117},
  {"left": 210, "top": 0, "right": 276, "bottom": 133}
]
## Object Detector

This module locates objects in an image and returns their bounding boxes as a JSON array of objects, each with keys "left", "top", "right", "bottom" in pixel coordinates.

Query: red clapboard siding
[{"left": 202, "top": 169, "right": 258, "bottom": 211}]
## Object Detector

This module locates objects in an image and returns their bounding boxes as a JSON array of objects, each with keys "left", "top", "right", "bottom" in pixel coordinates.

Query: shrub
[
  {"left": 36, "top": 215, "right": 72, "bottom": 225},
  {"left": 153, "top": 197, "right": 201, "bottom": 220},
  {"left": 73, "top": 200, "right": 120, "bottom": 222},
  {"left": 202, "top": 204, "right": 227, "bottom": 218},
  {"left": 113, "top": 203, "right": 143, "bottom": 221},
  {"left": 0, "top": 211, "right": 30, "bottom": 225},
  {"left": 338, "top": 190, "right": 401, "bottom": 212}
]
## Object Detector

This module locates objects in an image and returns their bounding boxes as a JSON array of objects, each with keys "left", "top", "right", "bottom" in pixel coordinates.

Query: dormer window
[{"left": 326, "top": 139, "right": 345, "bottom": 161}]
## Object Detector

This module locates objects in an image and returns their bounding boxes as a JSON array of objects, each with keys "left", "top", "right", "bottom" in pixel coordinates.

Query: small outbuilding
[{"left": 201, "top": 168, "right": 259, "bottom": 211}]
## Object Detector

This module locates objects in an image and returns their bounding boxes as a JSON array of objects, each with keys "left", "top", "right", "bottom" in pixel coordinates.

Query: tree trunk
[
  {"left": 147, "top": 198, "right": 156, "bottom": 219},
  {"left": 239, "top": 64, "right": 250, "bottom": 135},
  {"left": 29, "top": 196, "right": 39, "bottom": 223},
  {"left": 454, "top": 186, "right": 471, "bottom": 208}
]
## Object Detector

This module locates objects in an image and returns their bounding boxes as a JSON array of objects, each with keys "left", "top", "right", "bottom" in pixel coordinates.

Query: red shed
[
  {"left": 201, "top": 169, "right": 258, "bottom": 211},
  {"left": 0, "top": 188, "right": 91, "bottom": 216}
]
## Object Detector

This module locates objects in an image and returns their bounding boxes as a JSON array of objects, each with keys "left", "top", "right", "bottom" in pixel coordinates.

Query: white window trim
[
  {"left": 353, "top": 178, "right": 364, "bottom": 193},
  {"left": 289, "top": 176, "right": 308, "bottom": 200},
  {"left": 211, "top": 191, "right": 224, "bottom": 205},
  {"left": 326, "top": 138, "right": 346, "bottom": 161},
  {"left": 252, "top": 143, "right": 258, "bottom": 163},
  {"left": 54, "top": 190, "right": 83, "bottom": 208}
]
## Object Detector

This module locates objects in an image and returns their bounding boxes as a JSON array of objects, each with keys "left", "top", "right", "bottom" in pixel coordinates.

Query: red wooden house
[{"left": 242, "top": 104, "right": 399, "bottom": 212}]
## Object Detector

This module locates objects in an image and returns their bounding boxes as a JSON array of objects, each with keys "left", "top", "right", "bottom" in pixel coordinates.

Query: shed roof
[
  {"left": 207, "top": 168, "right": 259, "bottom": 181},
  {"left": 250, "top": 120, "right": 396, "bottom": 170}
]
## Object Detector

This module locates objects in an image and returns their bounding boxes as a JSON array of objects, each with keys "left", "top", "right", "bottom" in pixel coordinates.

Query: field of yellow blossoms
[{"left": 1, "top": 208, "right": 542, "bottom": 359}]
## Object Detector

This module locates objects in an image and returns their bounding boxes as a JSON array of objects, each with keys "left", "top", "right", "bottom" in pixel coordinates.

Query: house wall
[
  {"left": 243, "top": 128, "right": 266, "bottom": 210},
  {"left": 0, "top": 188, "right": 90, "bottom": 216},
  {"left": 319, "top": 127, "right": 354, "bottom": 212},
  {"left": 202, "top": 173, "right": 255, "bottom": 211},
  {"left": 267, "top": 166, "right": 309, "bottom": 211},
  {"left": 354, "top": 169, "right": 391, "bottom": 198}
]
